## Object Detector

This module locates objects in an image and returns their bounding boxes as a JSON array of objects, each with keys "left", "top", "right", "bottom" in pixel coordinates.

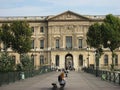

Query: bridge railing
[
  {"left": 0, "top": 65, "right": 53, "bottom": 86},
  {"left": 83, "top": 68, "right": 120, "bottom": 85}
]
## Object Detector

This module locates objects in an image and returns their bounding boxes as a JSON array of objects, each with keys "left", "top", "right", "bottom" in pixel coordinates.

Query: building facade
[{"left": 0, "top": 11, "right": 120, "bottom": 70}]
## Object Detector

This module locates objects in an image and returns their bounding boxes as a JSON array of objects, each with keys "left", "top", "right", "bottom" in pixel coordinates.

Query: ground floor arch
[{"left": 65, "top": 53, "right": 74, "bottom": 70}]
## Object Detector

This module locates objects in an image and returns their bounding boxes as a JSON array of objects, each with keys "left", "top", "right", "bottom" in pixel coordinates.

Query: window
[
  {"left": 66, "top": 36, "right": 72, "bottom": 49},
  {"left": 56, "top": 39, "right": 60, "bottom": 48},
  {"left": 55, "top": 55, "right": 59, "bottom": 66},
  {"left": 31, "top": 27, "right": 34, "bottom": 33},
  {"left": 78, "top": 39, "right": 82, "bottom": 48},
  {"left": 40, "top": 55, "right": 44, "bottom": 65},
  {"left": 114, "top": 55, "right": 118, "bottom": 66},
  {"left": 40, "top": 40, "right": 44, "bottom": 49},
  {"left": 79, "top": 55, "right": 83, "bottom": 66},
  {"left": 31, "top": 40, "right": 34, "bottom": 49},
  {"left": 40, "top": 26, "right": 44, "bottom": 33},
  {"left": 104, "top": 55, "right": 108, "bottom": 66}
]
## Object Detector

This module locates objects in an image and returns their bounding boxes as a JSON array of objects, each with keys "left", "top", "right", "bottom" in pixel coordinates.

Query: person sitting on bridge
[{"left": 58, "top": 72, "right": 66, "bottom": 87}]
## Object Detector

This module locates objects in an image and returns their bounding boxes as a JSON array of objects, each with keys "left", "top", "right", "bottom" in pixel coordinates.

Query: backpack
[{"left": 58, "top": 75, "right": 62, "bottom": 82}]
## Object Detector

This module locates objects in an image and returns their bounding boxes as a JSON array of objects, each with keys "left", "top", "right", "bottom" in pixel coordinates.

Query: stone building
[{"left": 0, "top": 11, "right": 120, "bottom": 70}]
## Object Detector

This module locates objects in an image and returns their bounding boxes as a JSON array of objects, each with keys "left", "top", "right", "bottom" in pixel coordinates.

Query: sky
[{"left": 0, "top": 0, "right": 120, "bottom": 16}]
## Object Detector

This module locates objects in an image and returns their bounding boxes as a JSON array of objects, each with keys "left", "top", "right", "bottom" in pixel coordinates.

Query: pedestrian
[
  {"left": 58, "top": 72, "right": 66, "bottom": 87},
  {"left": 64, "top": 69, "right": 68, "bottom": 77}
]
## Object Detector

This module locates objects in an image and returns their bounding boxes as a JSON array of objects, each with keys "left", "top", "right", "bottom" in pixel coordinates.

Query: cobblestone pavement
[{"left": 0, "top": 71, "right": 120, "bottom": 90}]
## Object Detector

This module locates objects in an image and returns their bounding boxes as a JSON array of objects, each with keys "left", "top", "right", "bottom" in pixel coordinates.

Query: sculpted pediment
[{"left": 47, "top": 11, "right": 90, "bottom": 21}]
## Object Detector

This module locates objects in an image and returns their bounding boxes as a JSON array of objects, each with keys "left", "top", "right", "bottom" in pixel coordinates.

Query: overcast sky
[{"left": 0, "top": 0, "right": 120, "bottom": 16}]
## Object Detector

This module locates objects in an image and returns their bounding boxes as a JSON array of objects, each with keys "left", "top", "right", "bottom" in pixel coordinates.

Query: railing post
[
  {"left": 119, "top": 73, "right": 120, "bottom": 85},
  {"left": 106, "top": 71, "right": 108, "bottom": 80},
  {"left": 7, "top": 72, "right": 9, "bottom": 84},
  {"left": 113, "top": 72, "right": 115, "bottom": 83},
  {"left": 0, "top": 72, "right": 1, "bottom": 86},
  {"left": 109, "top": 71, "right": 111, "bottom": 82}
]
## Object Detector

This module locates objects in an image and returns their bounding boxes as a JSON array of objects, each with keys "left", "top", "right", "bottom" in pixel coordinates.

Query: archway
[{"left": 65, "top": 53, "right": 73, "bottom": 70}]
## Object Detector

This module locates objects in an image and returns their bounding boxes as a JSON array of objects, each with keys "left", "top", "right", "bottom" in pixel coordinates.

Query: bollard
[{"left": 21, "top": 72, "right": 25, "bottom": 80}]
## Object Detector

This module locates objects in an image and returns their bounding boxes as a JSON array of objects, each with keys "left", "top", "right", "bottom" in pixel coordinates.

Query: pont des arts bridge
[{"left": 0, "top": 68, "right": 120, "bottom": 90}]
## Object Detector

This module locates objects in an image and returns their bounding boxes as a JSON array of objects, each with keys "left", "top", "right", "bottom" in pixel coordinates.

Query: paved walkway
[{"left": 0, "top": 71, "right": 120, "bottom": 90}]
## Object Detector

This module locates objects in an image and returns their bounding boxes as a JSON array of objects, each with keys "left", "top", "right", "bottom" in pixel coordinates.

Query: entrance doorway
[{"left": 65, "top": 54, "right": 73, "bottom": 70}]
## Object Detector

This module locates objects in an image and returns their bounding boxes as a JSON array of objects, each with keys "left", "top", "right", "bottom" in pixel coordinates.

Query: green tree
[
  {"left": 0, "top": 21, "right": 32, "bottom": 71},
  {"left": 1, "top": 24, "right": 13, "bottom": 51},
  {"left": 0, "top": 52, "right": 15, "bottom": 72},
  {"left": 86, "top": 23, "right": 103, "bottom": 76},
  {"left": 87, "top": 23, "right": 103, "bottom": 56},
  {"left": 101, "top": 14, "right": 120, "bottom": 70},
  {"left": 17, "top": 54, "right": 34, "bottom": 71},
  {"left": 10, "top": 21, "right": 32, "bottom": 54}
]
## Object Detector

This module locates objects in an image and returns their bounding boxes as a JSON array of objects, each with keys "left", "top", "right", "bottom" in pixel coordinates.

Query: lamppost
[
  {"left": 87, "top": 47, "right": 90, "bottom": 68},
  {"left": 95, "top": 49, "right": 100, "bottom": 77},
  {"left": 107, "top": 41, "right": 114, "bottom": 71},
  {"left": 34, "top": 47, "right": 37, "bottom": 69}
]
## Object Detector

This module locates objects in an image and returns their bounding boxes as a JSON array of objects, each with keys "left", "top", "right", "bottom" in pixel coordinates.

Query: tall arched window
[
  {"left": 104, "top": 55, "right": 108, "bottom": 66},
  {"left": 31, "top": 40, "right": 34, "bottom": 49},
  {"left": 66, "top": 36, "right": 72, "bottom": 49},
  {"left": 114, "top": 54, "right": 118, "bottom": 66},
  {"left": 55, "top": 55, "right": 59, "bottom": 66},
  {"left": 78, "top": 39, "right": 83, "bottom": 48},
  {"left": 79, "top": 55, "right": 83, "bottom": 66},
  {"left": 56, "top": 39, "right": 60, "bottom": 48},
  {"left": 40, "top": 55, "right": 44, "bottom": 65},
  {"left": 40, "top": 39, "right": 44, "bottom": 49}
]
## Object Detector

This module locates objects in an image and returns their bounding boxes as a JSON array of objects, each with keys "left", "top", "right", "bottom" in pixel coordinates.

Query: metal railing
[
  {"left": 83, "top": 68, "right": 120, "bottom": 85},
  {"left": 100, "top": 64, "right": 120, "bottom": 70},
  {"left": 0, "top": 65, "right": 52, "bottom": 86}
]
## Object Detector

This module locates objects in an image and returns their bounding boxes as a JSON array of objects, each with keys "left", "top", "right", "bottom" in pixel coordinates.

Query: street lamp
[
  {"left": 107, "top": 40, "right": 111, "bottom": 45},
  {"left": 107, "top": 41, "right": 114, "bottom": 71},
  {"left": 95, "top": 49, "right": 100, "bottom": 77},
  {"left": 87, "top": 47, "right": 90, "bottom": 68}
]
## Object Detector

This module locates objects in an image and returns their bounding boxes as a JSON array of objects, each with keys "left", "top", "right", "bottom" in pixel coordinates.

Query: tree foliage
[
  {"left": 87, "top": 14, "right": 120, "bottom": 53},
  {"left": 101, "top": 14, "right": 120, "bottom": 52},
  {"left": 87, "top": 14, "right": 120, "bottom": 70},
  {"left": 17, "top": 54, "right": 34, "bottom": 71},
  {"left": 0, "top": 21, "right": 32, "bottom": 54},
  {"left": 87, "top": 23, "right": 103, "bottom": 48},
  {"left": 0, "top": 24, "right": 13, "bottom": 50},
  {"left": 101, "top": 14, "right": 120, "bottom": 70},
  {"left": 87, "top": 23, "right": 103, "bottom": 56},
  {"left": 0, "top": 21, "right": 32, "bottom": 71},
  {"left": 0, "top": 52, "right": 15, "bottom": 72},
  {"left": 10, "top": 21, "right": 32, "bottom": 54}
]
